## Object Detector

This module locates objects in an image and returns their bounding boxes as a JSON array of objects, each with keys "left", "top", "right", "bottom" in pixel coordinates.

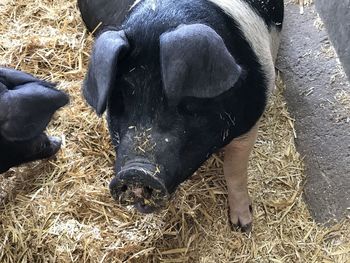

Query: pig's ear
[
  {"left": 0, "top": 82, "right": 69, "bottom": 141},
  {"left": 83, "top": 30, "right": 129, "bottom": 115},
  {"left": 0, "top": 67, "right": 55, "bottom": 89},
  {"left": 0, "top": 82, "right": 7, "bottom": 94},
  {"left": 160, "top": 24, "right": 242, "bottom": 104}
]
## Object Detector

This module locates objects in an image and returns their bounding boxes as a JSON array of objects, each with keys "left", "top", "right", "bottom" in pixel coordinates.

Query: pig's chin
[{"left": 134, "top": 202, "right": 159, "bottom": 214}]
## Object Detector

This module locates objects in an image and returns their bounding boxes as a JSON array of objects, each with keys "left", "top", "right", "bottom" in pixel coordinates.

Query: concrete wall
[
  {"left": 277, "top": 3, "right": 350, "bottom": 223},
  {"left": 316, "top": 0, "right": 350, "bottom": 79}
]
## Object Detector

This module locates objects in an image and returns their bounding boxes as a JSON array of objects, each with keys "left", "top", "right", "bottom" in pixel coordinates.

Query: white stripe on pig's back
[{"left": 207, "top": 0, "right": 278, "bottom": 93}]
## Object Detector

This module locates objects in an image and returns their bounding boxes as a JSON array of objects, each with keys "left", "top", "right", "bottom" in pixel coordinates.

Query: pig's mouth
[
  {"left": 109, "top": 161, "right": 170, "bottom": 213},
  {"left": 134, "top": 200, "right": 158, "bottom": 213}
]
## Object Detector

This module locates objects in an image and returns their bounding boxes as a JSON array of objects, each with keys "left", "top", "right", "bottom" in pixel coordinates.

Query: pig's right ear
[
  {"left": 0, "top": 82, "right": 69, "bottom": 141},
  {"left": 83, "top": 30, "right": 129, "bottom": 115}
]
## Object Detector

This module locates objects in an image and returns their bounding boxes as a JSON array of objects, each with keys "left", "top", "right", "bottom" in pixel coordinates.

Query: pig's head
[
  {"left": 83, "top": 24, "right": 245, "bottom": 213},
  {"left": 0, "top": 68, "right": 69, "bottom": 173}
]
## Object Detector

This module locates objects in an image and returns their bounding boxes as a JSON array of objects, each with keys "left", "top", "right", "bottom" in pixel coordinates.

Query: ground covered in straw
[{"left": 0, "top": 0, "right": 349, "bottom": 262}]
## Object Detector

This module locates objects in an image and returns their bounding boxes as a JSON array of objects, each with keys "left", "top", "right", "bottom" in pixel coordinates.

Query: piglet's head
[
  {"left": 83, "top": 24, "right": 242, "bottom": 213},
  {"left": 0, "top": 68, "right": 69, "bottom": 173}
]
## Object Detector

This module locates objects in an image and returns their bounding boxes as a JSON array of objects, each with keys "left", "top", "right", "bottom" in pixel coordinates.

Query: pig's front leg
[{"left": 224, "top": 123, "right": 258, "bottom": 232}]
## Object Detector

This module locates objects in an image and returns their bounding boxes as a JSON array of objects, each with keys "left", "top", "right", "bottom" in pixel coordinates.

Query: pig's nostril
[
  {"left": 143, "top": 186, "right": 153, "bottom": 199},
  {"left": 121, "top": 185, "right": 128, "bottom": 192},
  {"left": 110, "top": 166, "right": 170, "bottom": 211}
]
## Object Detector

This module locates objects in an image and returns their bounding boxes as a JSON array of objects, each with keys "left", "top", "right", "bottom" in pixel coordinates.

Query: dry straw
[{"left": 0, "top": 0, "right": 349, "bottom": 262}]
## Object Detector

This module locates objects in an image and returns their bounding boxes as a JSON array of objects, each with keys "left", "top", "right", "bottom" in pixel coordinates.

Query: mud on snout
[{"left": 109, "top": 161, "right": 170, "bottom": 213}]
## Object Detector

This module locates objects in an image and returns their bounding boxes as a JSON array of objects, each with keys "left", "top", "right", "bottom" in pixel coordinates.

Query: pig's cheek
[
  {"left": 0, "top": 141, "right": 24, "bottom": 172},
  {"left": 0, "top": 166, "right": 10, "bottom": 174},
  {"left": 0, "top": 135, "right": 62, "bottom": 172},
  {"left": 0, "top": 153, "right": 11, "bottom": 173},
  {"left": 0, "top": 142, "right": 28, "bottom": 173}
]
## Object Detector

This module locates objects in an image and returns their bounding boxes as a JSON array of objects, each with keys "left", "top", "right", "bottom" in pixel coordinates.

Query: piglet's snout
[{"left": 109, "top": 161, "right": 169, "bottom": 213}]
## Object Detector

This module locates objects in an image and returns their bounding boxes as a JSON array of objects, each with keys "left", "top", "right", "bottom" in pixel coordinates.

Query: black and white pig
[
  {"left": 0, "top": 67, "right": 69, "bottom": 174},
  {"left": 78, "top": 0, "right": 284, "bottom": 231}
]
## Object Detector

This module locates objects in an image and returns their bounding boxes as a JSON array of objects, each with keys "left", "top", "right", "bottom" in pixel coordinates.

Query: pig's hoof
[
  {"left": 231, "top": 221, "right": 252, "bottom": 233},
  {"left": 229, "top": 205, "right": 253, "bottom": 233}
]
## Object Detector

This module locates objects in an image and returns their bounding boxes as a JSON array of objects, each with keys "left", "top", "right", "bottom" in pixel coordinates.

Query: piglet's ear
[
  {"left": 0, "top": 67, "right": 55, "bottom": 89},
  {"left": 0, "top": 82, "right": 69, "bottom": 141},
  {"left": 83, "top": 30, "right": 129, "bottom": 115},
  {"left": 160, "top": 24, "right": 242, "bottom": 104}
]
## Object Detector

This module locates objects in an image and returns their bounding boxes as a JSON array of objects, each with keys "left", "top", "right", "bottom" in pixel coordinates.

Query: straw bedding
[{"left": 0, "top": 0, "right": 349, "bottom": 262}]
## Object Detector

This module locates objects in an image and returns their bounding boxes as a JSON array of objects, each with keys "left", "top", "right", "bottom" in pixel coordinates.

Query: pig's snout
[{"left": 109, "top": 161, "right": 169, "bottom": 213}]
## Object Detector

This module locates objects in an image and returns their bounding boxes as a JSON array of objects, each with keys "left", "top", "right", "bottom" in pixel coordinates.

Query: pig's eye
[
  {"left": 109, "top": 88, "right": 125, "bottom": 116},
  {"left": 178, "top": 100, "right": 197, "bottom": 116},
  {"left": 178, "top": 98, "right": 212, "bottom": 117}
]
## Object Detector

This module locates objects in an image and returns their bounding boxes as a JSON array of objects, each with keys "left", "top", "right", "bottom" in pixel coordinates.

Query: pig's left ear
[
  {"left": 160, "top": 24, "right": 242, "bottom": 104},
  {"left": 0, "top": 82, "right": 69, "bottom": 141},
  {"left": 83, "top": 30, "right": 129, "bottom": 115}
]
